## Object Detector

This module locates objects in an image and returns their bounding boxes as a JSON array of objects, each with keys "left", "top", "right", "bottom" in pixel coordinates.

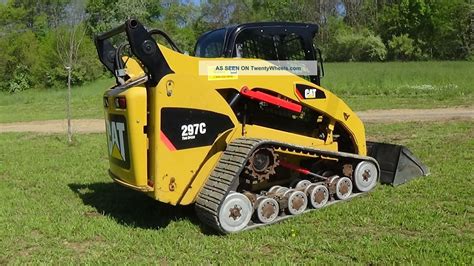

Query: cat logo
[
  {"left": 107, "top": 121, "right": 126, "bottom": 161},
  {"left": 106, "top": 115, "right": 130, "bottom": 168},
  {"left": 295, "top": 84, "right": 326, "bottom": 100},
  {"left": 304, "top": 88, "right": 317, "bottom": 99}
]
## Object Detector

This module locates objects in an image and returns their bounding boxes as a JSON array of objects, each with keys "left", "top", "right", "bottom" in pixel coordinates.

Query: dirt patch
[
  {"left": 358, "top": 107, "right": 474, "bottom": 123},
  {"left": 0, "top": 119, "right": 103, "bottom": 133},
  {"left": 18, "top": 245, "right": 38, "bottom": 258},
  {"left": 260, "top": 245, "right": 273, "bottom": 255},
  {"left": 0, "top": 107, "right": 472, "bottom": 133},
  {"left": 63, "top": 236, "right": 105, "bottom": 255}
]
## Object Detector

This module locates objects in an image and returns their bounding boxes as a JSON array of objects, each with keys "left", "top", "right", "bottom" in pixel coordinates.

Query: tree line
[{"left": 0, "top": 0, "right": 471, "bottom": 92}]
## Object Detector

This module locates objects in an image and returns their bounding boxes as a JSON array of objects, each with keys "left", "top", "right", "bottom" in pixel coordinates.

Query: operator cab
[{"left": 195, "top": 22, "right": 324, "bottom": 85}]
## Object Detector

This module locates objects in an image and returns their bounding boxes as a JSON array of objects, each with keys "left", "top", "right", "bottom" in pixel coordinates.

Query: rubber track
[
  {"left": 195, "top": 138, "right": 262, "bottom": 232},
  {"left": 195, "top": 138, "right": 379, "bottom": 233}
]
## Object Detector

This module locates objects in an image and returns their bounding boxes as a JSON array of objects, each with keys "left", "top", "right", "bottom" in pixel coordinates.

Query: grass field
[
  {"left": 0, "top": 78, "right": 114, "bottom": 123},
  {"left": 0, "top": 61, "right": 472, "bottom": 123},
  {"left": 324, "top": 61, "right": 474, "bottom": 111},
  {"left": 0, "top": 121, "right": 472, "bottom": 264}
]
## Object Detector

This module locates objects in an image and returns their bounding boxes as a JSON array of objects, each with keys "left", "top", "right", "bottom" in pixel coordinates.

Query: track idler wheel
[
  {"left": 255, "top": 196, "right": 279, "bottom": 223},
  {"left": 354, "top": 161, "right": 378, "bottom": 192},
  {"left": 285, "top": 190, "right": 308, "bottom": 215},
  {"left": 335, "top": 177, "right": 353, "bottom": 200},
  {"left": 305, "top": 183, "right": 329, "bottom": 208},
  {"left": 218, "top": 192, "right": 253, "bottom": 233}
]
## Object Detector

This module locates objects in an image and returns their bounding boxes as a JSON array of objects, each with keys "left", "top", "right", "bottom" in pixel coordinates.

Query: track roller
[
  {"left": 255, "top": 196, "right": 279, "bottom": 223},
  {"left": 218, "top": 192, "right": 253, "bottom": 233},
  {"left": 268, "top": 185, "right": 282, "bottom": 193},
  {"left": 335, "top": 177, "right": 353, "bottom": 200},
  {"left": 276, "top": 187, "right": 289, "bottom": 194},
  {"left": 306, "top": 183, "right": 329, "bottom": 208},
  {"left": 286, "top": 190, "right": 307, "bottom": 215},
  {"left": 283, "top": 188, "right": 295, "bottom": 196},
  {"left": 328, "top": 175, "right": 339, "bottom": 185},
  {"left": 295, "top": 179, "right": 311, "bottom": 190}
]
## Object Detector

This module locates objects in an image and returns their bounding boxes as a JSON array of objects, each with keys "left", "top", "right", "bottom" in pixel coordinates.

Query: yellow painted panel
[{"left": 105, "top": 85, "right": 148, "bottom": 187}]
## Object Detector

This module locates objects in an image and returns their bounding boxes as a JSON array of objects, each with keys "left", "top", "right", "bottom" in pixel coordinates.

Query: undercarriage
[{"left": 195, "top": 138, "right": 379, "bottom": 233}]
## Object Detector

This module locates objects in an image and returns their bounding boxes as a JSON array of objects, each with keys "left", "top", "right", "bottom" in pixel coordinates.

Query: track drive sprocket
[{"left": 245, "top": 147, "right": 279, "bottom": 182}]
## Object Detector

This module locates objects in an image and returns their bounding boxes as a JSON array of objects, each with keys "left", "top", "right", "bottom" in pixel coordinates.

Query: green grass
[
  {"left": 0, "top": 78, "right": 113, "bottom": 123},
  {"left": 323, "top": 61, "right": 474, "bottom": 110},
  {"left": 0, "top": 61, "right": 473, "bottom": 123},
  {"left": 0, "top": 121, "right": 472, "bottom": 264}
]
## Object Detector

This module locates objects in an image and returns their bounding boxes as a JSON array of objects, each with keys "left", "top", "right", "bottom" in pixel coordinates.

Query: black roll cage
[{"left": 195, "top": 22, "right": 324, "bottom": 85}]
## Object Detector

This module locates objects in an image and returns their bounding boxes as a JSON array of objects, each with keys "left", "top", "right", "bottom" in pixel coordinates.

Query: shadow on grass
[{"left": 68, "top": 182, "right": 205, "bottom": 231}]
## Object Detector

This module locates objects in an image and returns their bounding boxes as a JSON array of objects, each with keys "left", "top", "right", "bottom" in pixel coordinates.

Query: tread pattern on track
[{"left": 195, "top": 138, "right": 261, "bottom": 232}]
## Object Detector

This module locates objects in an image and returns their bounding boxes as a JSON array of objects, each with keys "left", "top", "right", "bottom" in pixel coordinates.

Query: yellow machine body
[{"left": 104, "top": 45, "right": 366, "bottom": 206}]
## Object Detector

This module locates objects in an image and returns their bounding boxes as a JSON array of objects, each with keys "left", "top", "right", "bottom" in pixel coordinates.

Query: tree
[
  {"left": 55, "top": 0, "right": 86, "bottom": 143},
  {"left": 85, "top": 0, "right": 161, "bottom": 35},
  {"left": 158, "top": 1, "right": 199, "bottom": 53},
  {"left": 388, "top": 34, "right": 422, "bottom": 60},
  {"left": 378, "top": 0, "right": 434, "bottom": 58},
  {"left": 429, "top": 0, "right": 472, "bottom": 59}
]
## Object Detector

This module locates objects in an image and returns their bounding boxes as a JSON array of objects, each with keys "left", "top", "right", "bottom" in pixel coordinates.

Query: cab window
[
  {"left": 195, "top": 29, "right": 226, "bottom": 58},
  {"left": 234, "top": 31, "right": 306, "bottom": 61}
]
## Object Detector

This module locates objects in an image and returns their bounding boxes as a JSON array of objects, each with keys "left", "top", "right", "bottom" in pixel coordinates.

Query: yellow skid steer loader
[{"left": 94, "top": 19, "right": 429, "bottom": 233}]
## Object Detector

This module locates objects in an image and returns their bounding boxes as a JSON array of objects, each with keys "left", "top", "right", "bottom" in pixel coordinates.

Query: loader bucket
[{"left": 367, "top": 142, "right": 429, "bottom": 186}]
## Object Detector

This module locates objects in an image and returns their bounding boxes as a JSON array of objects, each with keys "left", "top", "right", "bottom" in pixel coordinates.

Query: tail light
[{"left": 114, "top": 96, "right": 127, "bottom": 109}]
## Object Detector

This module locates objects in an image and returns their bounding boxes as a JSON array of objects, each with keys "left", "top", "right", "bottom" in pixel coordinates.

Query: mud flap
[{"left": 367, "top": 142, "right": 430, "bottom": 186}]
